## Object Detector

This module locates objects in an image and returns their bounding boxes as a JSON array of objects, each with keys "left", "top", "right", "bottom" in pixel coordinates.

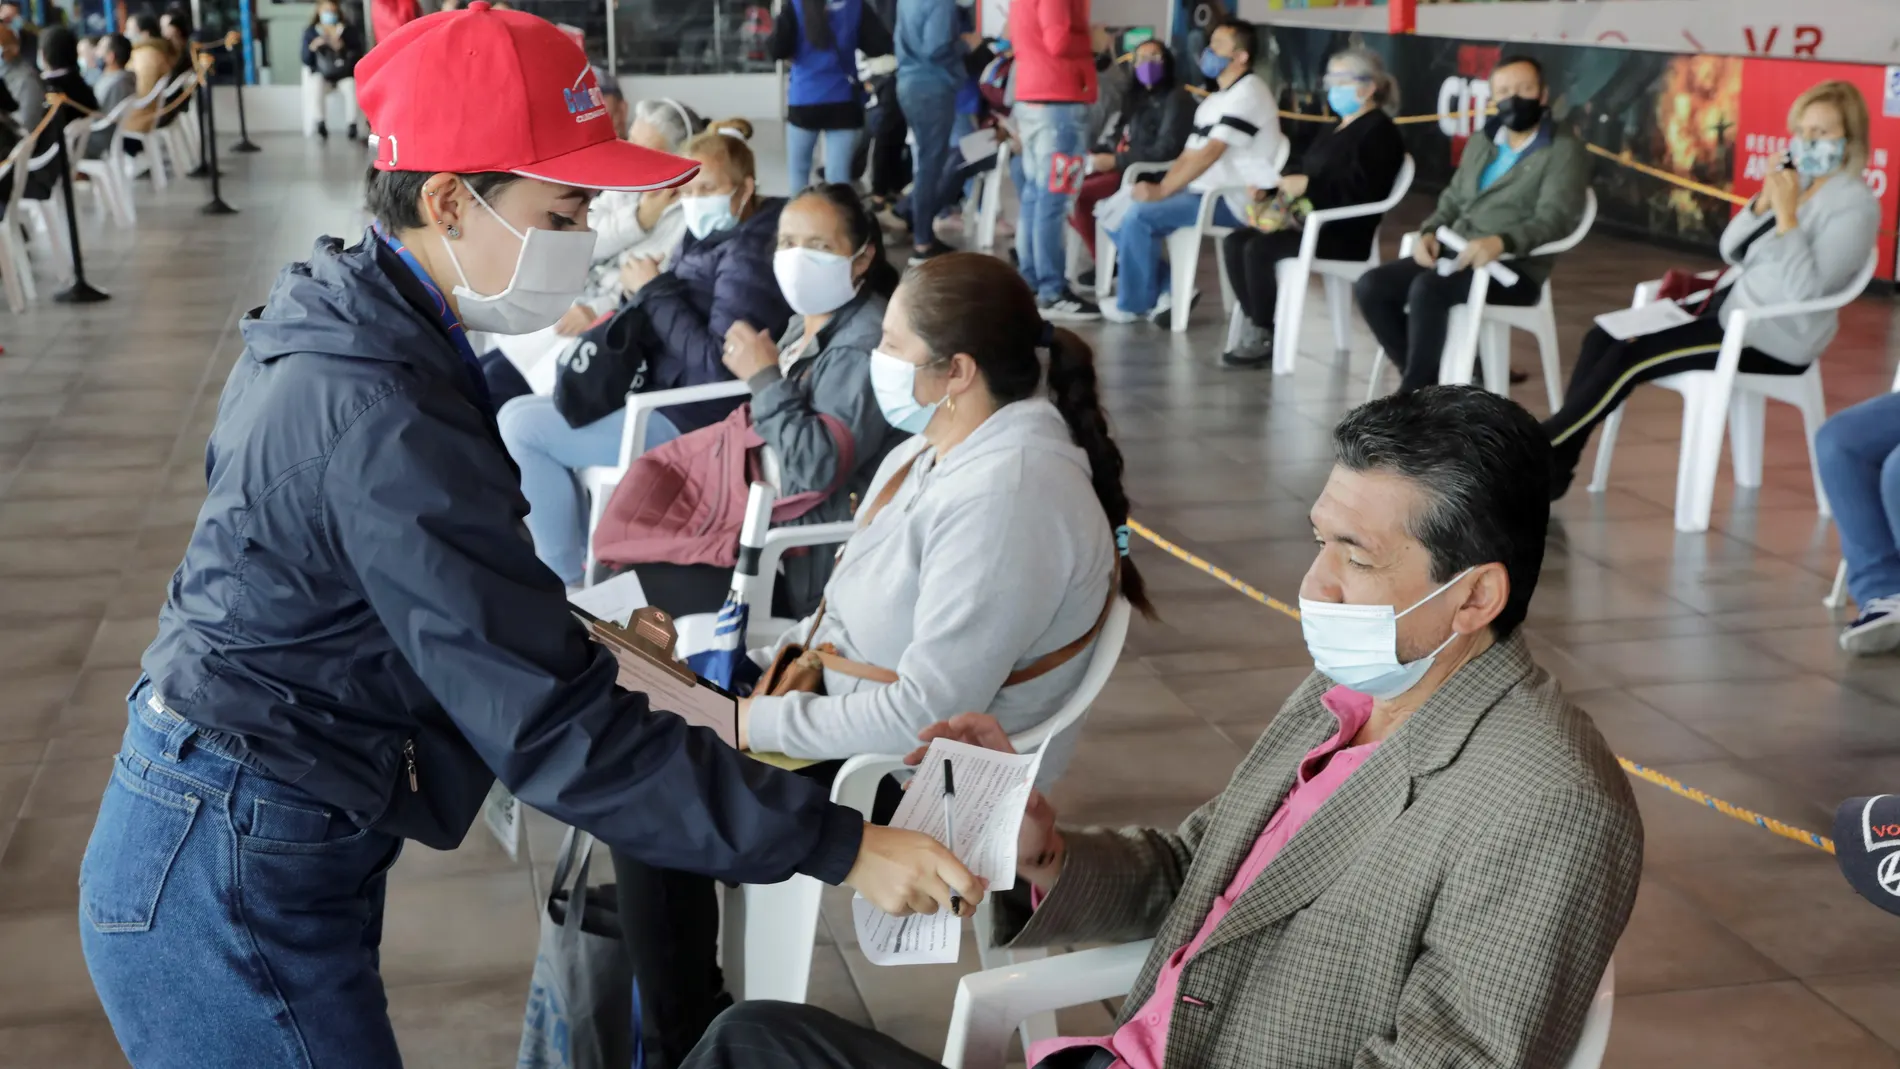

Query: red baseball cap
[{"left": 355, "top": 1, "right": 698, "bottom": 192}]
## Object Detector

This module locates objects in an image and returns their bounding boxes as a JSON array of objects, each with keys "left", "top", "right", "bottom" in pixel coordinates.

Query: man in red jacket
[
  {"left": 370, "top": 0, "right": 421, "bottom": 46},
  {"left": 1009, "top": 0, "right": 1098, "bottom": 322}
]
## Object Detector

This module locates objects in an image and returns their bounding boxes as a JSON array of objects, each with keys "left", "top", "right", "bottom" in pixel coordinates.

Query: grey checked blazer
[{"left": 993, "top": 634, "right": 1643, "bottom": 1069}]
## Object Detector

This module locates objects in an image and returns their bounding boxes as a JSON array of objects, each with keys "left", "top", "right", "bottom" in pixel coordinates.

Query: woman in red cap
[{"left": 75, "top": 7, "right": 980, "bottom": 1067}]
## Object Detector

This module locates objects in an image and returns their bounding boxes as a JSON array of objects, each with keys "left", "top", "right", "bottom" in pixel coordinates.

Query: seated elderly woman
[
  {"left": 480, "top": 93, "right": 702, "bottom": 403},
  {"left": 589, "top": 183, "right": 906, "bottom": 617},
  {"left": 1546, "top": 79, "right": 1880, "bottom": 498},
  {"left": 610, "top": 252, "right": 1155, "bottom": 1065},
  {"left": 498, "top": 120, "right": 791, "bottom": 588}
]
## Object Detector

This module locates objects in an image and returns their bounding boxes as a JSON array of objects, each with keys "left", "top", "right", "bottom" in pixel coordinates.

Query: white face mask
[
  {"left": 869, "top": 349, "right": 940, "bottom": 434},
  {"left": 681, "top": 192, "right": 741, "bottom": 240},
  {"left": 774, "top": 246, "right": 861, "bottom": 316},
  {"left": 438, "top": 180, "right": 598, "bottom": 336},
  {"left": 1297, "top": 568, "right": 1472, "bottom": 700}
]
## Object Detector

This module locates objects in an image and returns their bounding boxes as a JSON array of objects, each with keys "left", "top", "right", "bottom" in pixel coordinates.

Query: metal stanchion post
[
  {"left": 228, "top": 30, "right": 259, "bottom": 153},
  {"left": 199, "top": 65, "right": 236, "bottom": 215},
  {"left": 52, "top": 122, "right": 108, "bottom": 304}
]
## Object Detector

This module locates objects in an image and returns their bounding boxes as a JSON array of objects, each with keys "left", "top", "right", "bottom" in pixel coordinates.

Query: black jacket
[
  {"left": 1111, "top": 81, "right": 1194, "bottom": 171},
  {"left": 1291, "top": 108, "right": 1407, "bottom": 260},
  {"left": 139, "top": 230, "right": 863, "bottom": 885}
]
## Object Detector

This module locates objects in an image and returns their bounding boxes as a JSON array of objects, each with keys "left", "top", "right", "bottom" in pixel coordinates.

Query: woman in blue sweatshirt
[{"left": 771, "top": 0, "right": 893, "bottom": 194}]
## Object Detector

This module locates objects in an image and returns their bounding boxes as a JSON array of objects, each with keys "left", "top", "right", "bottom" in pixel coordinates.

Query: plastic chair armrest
[
  {"left": 1118, "top": 162, "right": 1169, "bottom": 190},
  {"left": 614, "top": 379, "right": 754, "bottom": 470},
  {"left": 940, "top": 941, "right": 1156, "bottom": 1069},
  {"left": 755, "top": 520, "right": 855, "bottom": 581}
]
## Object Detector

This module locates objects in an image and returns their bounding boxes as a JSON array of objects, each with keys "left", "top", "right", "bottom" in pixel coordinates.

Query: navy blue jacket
[
  {"left": 139, "top": 230, "right": 863, "bottom": 885},
  {"left": 633, "top": 196, "right": 792, "bottom": 432}
]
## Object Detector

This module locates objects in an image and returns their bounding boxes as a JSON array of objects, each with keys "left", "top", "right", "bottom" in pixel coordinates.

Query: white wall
[
  {"left": 616, "top": 73, "right": 785, "bottom": 123},
  {"left": 1249, "top": 0, "right": 1900, "bottom": 67}
]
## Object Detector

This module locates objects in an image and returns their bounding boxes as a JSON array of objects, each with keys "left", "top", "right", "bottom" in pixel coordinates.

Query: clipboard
[{"left": 573, "top": 604, "right": 740, "bottom": 749}]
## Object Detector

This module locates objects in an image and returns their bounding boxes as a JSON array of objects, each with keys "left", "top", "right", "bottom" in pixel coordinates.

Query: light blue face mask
[
  {"left": 1198, "top": 47, "right": 1229, "bottom": 82},
  {"left": 1326, "top": 84, "right": 1364, "bottom": 118},
  {"left": 1297, "top": 568, "right": 1472, "bottom": 700},
  {"left": 1789, "top": 135, "right": 1847, "bottom": 179},
  {"left": 869, "top": 349, "right": 940, "bottom": 434},
  {"left": 319, "top": 10, "right": 340, "bottom": 24},
  {"left": 681, "top": 192, "right": 740, "bottom": 240}
]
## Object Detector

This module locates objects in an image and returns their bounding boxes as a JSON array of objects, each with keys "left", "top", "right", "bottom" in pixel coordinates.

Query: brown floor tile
[
  {"left": 388, "top": 975, "right": 534, "bottom": 1069},
  {"left": 0, "top": 907, "right": 106, "bottom": 1025},
  {"left": 1612, "top": 878, "right": 1789, "bottom": 996},
  {"left": 0, "top": 1011, "right": 128, "bottom": 1068},
  {"left": 1808, "top": 971, "right": 1900, "bottom": 1053},
  {"left": 377, "top": 868, "right": 540, "bottom": 988},
  {"left": 1604, "top": 980, "right": 1898, "bottom": 1068},
  {"left": 1630, "top": 678, "right": 1900, "bottom": 760},
  {"left": 1656, "top": 851, "right": 1900, "bottom": 978}
]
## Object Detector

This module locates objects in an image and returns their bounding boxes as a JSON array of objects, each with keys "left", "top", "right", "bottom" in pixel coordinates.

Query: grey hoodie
[
  {"left": 746, "top": 398, "right": 1116, "bottom": 782},
  {"left": 1717, "top": 171, "right": 1879, "bottom": 365}
]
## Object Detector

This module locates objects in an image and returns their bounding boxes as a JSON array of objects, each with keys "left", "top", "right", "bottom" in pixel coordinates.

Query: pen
[{"left": 942, "top": 757, "right": 961, "bottom": 917}]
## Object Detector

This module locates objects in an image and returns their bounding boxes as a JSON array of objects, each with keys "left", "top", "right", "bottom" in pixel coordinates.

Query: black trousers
[
  {"left": 1353, "top": 257, "right": 1542, "bottom": 393},
  {"left": 1542, "top": 315, "right": 1802, "bottom": 487},
  {"left": 613, "top": 773, "right": 906, "bottom": 1065},
  {"left": 677, "top": 1000, "right": 1117, "bottom": 1069},
  {"left": 1221, "top": 226, "right": 1376, "bottom": 332}
]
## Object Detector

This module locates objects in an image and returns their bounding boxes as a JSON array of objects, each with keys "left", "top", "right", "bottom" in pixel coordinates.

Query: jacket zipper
[{"left": 403, "top": 739, "right": 419, "bottom": 792}]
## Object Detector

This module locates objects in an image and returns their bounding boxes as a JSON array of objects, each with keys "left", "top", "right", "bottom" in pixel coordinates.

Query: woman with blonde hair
[{"left": 1547, "top": 78, "right": 1879, "bottom": 498}]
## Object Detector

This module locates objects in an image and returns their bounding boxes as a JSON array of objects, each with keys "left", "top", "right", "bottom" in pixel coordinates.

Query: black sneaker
[
  {"left": 908, "top": 239, "right": 955, "bottom": 266},
  {"left": 316, "top": 121, "right": 329, "bottom": 140},
  {"left": 1077, "top": 269, "right": 1097, "bottom": 290},
  {"left": 348, "top": 123, "right": 360, "bottom": 141},
  {"left": 1221, "top": 335, "right": 1273, "bottom": 369},
  {"left": 1041, "top": 289, "right": 1101, "bottom": 322},
  {"left": 1842, "top": 598, "right": 1900, "bottom": 654}
]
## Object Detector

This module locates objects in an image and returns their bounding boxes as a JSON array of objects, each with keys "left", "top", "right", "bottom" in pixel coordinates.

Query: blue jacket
[
  {"left": 894, "top": 0, "right": 963, "bottom": 92},
  {"left": 634, "top": 197, "right": 792, "bottom": 432},
  {"left": 786, "top": 0, "right": 863, "bottom": 108},
  {"left": 139, "top": 230, "right": 863, "bottom": 885}
]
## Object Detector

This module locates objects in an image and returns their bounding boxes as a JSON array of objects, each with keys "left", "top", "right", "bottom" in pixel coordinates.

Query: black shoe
[
  {"left": 908, "top": 239, "right": 954, "bottom": 266},
  {"left": 1510, "top": 366, "right": 1530, "bottom": 385},
  {"left": 1077, "top": 269, "right": 1097, "bottom": 290},
  {"left": 1041, "top": 288, "right": 1101, "bottom": 322},
  {"left": 1221, "top": 335, "right": 1274, "bottom": 369},
  {"left": 347, "top": 123, "right": 359, "bottom": 141},
  {"left": 316, "top": 121, "right": 329, "bottom": 140}
]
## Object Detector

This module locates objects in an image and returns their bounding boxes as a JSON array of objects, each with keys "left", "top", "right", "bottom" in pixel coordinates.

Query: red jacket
[
  {"left": 1006, "top": 0, "right": 1095, "bottom": 104},
  {"left": 370, "top": 0, "right": 421, "bottom": 47}
]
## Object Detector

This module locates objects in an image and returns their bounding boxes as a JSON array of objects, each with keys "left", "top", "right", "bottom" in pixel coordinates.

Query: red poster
[{"left": 1734, "top": 56, "right": 1899, "bottom": 279}]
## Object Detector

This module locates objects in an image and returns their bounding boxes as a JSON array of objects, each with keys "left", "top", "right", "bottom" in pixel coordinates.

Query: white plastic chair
[
  {"left": 963, "top": 138, "right": 1012, "bottom": 253},
  {"left": 154, "top": 71, "right": 200, "bottom": 178},
  {"left": 117, "top": 77, "right": 177, "bottom": 188},
  {"left": 1588, "top": 249, "right": 1876, "bottom": 534},
  {"left": 70, "top": 97, "right": 137, "bottom": 227},
  {"left": 941, "top": 949, "right": 1615, "bottom": 1069},
  {"left": 727, "top": 596, "right": 1134, "bottom": 1022},
  {"left": 18, "top": 141, "right": 72, "bottom": 281},
  {"left": 1094, "top": 161, "right": 1167, "bottom": 300},
  {"left": 1824, "top": 360, "right": 1900, "bottom": 608},
  {"left": 1365, "top": 190, "right": 1597, "bottom": 409},
  {"left": 1219, "top": 154, "right": 1415, "bottom": 373},
  {"left": 1162, "top": 137, "right": 1292, "bottom": 333},
  {"left": 0, "top": 135, "right": 36, "bottom": 312}
]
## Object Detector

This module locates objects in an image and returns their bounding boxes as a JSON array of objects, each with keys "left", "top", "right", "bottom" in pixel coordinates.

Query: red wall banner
[{"left": 1733, "top": 57, "right": 1899, "bottom": 279}]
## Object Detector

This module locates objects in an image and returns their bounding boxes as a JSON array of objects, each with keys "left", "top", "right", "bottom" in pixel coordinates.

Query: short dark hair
[
  {"left": 131, "top": 12, "right": 160, "bottom": 37},
  {"left": 1495, "top": 54, "right": 1545, "bottom": 89},
  {"left": 1214, "top": 18, "right": 1258, "bottom": 68},
  {"left": 161, "top": 4, "right": 190, "bottom": 34},
  {"left": 1331, "top": 386, "right": 1550, "bottom": 639},
  {"left": 39, "top": 24, "right": 75, "bottom": 69},
  {"left": 104, "top": 32, "right": 130, "bottom": 66},
  {"left": 362, "top": 167, "right": 519, "bottom": 232}
]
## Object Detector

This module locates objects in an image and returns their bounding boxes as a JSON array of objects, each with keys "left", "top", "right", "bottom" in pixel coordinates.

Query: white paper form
[
  {"left": 567, "top": 570, "right": 647, "bottom": 627},
  {"left": 852, "top": 738, "right": 1044, "bottom": 966},
  {"left": 1593, "top": 300, "right": 1697, "bottom": 341},
  {"left": 1432, "top": 227, "right": 1523, "bottom": 288}
]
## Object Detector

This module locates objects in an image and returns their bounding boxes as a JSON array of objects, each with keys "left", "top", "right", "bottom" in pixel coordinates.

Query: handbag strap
[{"left": 796, "top": 447, "right": 928, "bottom": 649}]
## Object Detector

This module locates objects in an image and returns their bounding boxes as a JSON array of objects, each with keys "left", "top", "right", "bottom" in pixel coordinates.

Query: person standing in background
[
  {"left": 772, "top": 0, "right": 892, "bottom": 193},
  {"left": 894, "top": 0, "right": 965, "bottom": 263},
  {"left": 1007, "top": 0, "right": 1096, "bottom": 321},
  {"left": 370, "top": 0, "right": 421, "bottom": 44}
]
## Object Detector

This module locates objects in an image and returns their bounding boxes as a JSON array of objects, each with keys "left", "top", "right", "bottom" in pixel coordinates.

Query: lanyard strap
[{"left": 372, "top": 224, "right": 494, "bottom": 412}]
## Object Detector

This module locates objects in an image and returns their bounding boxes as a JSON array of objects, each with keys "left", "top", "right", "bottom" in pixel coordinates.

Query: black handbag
[
  {"left": 552, "top": 303, "right": 653, "bottom": 429},
  {"left": 312, "top": 42, "right": 356, "bottom": 84}
]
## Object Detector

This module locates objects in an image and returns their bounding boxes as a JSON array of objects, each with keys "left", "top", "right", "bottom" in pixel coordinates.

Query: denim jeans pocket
[
  {"left": 80, "top": 756, "right": 202, "bottom": 934},
  {"left": 237, "top": 792, "right": 374, "bottom": 855}
]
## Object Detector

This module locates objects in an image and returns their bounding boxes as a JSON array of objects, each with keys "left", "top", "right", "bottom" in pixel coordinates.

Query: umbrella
[{"left": 683, "top": 482, "right": 775, "bottom": 696}]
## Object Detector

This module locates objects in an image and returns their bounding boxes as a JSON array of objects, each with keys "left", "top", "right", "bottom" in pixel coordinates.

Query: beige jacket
[{"left": 123, "top": 40, "right": 173, "bottom": 133}]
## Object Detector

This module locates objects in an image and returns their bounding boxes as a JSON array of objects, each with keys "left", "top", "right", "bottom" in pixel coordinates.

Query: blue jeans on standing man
[
  {"left": 897, "top": 80, "right": 957, "bottom": 249},
  {"left": 1013, "top": 102, "right": 1088, "bottom": 303},
  {"left": 1110, "top": 189, "right": 1244, "bottom": 316},
  {"left": 497, "top": 393, "right": 679, "bottom": 586},
  {"left": 1817, "top": 390, "right": 1900, "bottom": 608},
  {"left": 82, "top": 679, "right": 408, "bottom": 1068},
  {"left": 787, "top": 124, "right": 860, "bottom": 194}
]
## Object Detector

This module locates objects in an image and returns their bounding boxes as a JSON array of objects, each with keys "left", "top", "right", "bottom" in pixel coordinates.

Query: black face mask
[
  {"left": 1095, "top": 50, "right": 1113, "bottom": 72},
  {"left": 1495, "top": 94, "right": 1545, "bottom": 133}
]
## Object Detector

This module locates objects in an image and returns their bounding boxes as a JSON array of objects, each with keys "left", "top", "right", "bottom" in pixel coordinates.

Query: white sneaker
[
  {"left": 1101, "top": 303, "right": 1143, "bottom": 324},
  {"left": 1842, "top": 597, "right": 1900, "bottom": 654}
]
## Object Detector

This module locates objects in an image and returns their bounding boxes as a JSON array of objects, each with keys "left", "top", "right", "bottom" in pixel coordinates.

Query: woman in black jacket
[
  {"left": 1220, "top": 46, "right": 1405, "bottom": 368},
  {"left": 1069, "top": 38, "right": 1193, "bottom": 267}
]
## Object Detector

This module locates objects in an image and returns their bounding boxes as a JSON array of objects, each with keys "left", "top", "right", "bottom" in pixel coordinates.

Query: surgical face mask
[
  {"left": 1790, "top": 135, "right": 1847, "bottom": 178},
  {"left": 869, "top": 349, "right": 940, "bottom": 433},
  {"left": 1298, "top": 568, "right": 1473, "bottom": 700},
  {"left": 774, "top": 246, "right": 860, "bottom": 317},
  {"left": 438, "top": 180, "right": 598, "bottom": 336},
  {"left": 1327, "top": 84, "right": 1365, "bottom": 118},
  {"left": 1495, "top": 94, "right": 1544, "bottom": 134},
  {"left": 319, "top": 10, "right": 340, "bottom": 24},
  {"left": 1133, "top": 59, "right": 1164, "bottom": 88},
  {"left": 1198, "top": 47, "right": 1229, "bottom": 82},
  {"left": 681, "top": 191, "right": 740, "bottom": 240}
]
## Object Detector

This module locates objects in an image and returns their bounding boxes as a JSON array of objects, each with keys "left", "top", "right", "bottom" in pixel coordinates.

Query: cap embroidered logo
[{"left": 564, "top": 66, "right": 608, "bottom": 125}]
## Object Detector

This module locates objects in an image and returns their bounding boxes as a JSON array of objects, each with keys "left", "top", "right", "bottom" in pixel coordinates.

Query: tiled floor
[{"left": 3, "top": 131, "right": 1900, "bottom": 1067}]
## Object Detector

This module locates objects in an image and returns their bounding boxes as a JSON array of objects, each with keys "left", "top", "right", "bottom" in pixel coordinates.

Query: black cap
[{"left": 1834, "top": 795, "right": 1900, "bottom": 917}]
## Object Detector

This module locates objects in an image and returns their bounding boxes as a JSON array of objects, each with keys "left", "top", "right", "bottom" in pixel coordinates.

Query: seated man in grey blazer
[{"left": 679, "top": 385, "right": 1644, "bottom": 1069}]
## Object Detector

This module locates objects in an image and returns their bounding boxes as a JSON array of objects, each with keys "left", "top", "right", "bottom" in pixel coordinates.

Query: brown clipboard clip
[{"left": 571, "top": 604, "right": 701, "bottom": 689}]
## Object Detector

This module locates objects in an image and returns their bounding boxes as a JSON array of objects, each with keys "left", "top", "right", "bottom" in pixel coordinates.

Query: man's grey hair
[{"left": 1331, "top": 386, "right": 1551, "bottom": 638}]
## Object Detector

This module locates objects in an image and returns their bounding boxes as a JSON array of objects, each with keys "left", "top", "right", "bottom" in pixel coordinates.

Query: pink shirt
[{"left": 1027, "top": 687, "right": 1380, "bottom": 1069}]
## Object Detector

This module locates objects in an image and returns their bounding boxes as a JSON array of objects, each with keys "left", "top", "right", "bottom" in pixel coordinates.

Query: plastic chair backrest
[
  {"left": 1562, "top": 959, "right": 1616, "bottom": 1069},
  {"left": 0, "top": 132, "right": 35, "bottom": 221},
  {"left": 1007, "top": 596, "right": 1132, "bottom": 754},
  {"left": 128, "top": 77, "right": 168, "bottom": 110},
  {"left": 1529, "top": 188, "right": 1596, "bottom": 257},
  {"left": 26, "top": 140, "right": 59, "bottom": 173}
]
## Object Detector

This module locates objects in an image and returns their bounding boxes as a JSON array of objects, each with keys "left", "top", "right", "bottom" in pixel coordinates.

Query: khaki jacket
[{"left": 123, "top": 40, "right": 173, "bottom": 133}]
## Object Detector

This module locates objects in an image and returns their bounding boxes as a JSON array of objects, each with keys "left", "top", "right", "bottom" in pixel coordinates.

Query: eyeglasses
[{"left": 1322, "top": 73, "right": 1373, "bottom": 88}]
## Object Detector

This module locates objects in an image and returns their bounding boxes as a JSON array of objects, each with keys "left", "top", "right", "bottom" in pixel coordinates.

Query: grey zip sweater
[
  {"left": 746, "top": 399, "right": 1116, "bottom": 782},
  {"left": 1717, "top": 171, "right": 1879, "bottom": 365}
]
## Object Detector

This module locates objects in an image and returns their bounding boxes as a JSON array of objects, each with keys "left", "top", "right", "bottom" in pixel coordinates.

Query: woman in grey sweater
[
  {"left": 1545, "top": 79, "right": 1880, "bottom": 499},
  {"left": 737, "top": 252, "right": 1156, "bottom": 775}
]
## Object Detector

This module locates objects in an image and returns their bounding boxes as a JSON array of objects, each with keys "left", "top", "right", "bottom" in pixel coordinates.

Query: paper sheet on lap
[
  {"left": 853, "top": 738, "right": 1044, "bottom": 966},
  {"left": 1594, "top": 300, "right": 1696, "bottom": 341}
]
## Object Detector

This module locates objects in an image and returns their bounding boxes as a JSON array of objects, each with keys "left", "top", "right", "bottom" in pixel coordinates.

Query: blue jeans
[
  {"left": 896, "top": 80, "right": 956, "bottom": 247},
  {"left": 1013, "top": 102, "right": 1088, "bottom": 302},
  {"left": 1816, "top": 391, "right": 1900, "bottom": 608},
  {"left": 787, "top": 124, "right": 858, "bottom": 195},
  {"left": 81, "top": 680, "right": 406, "bottom": 1069},
  {"left": 1110, "top": 190, "right": 1243, "bottom": 315},
  {"left": 498, "top": 394, "right": 679, "bottom": 586}
]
